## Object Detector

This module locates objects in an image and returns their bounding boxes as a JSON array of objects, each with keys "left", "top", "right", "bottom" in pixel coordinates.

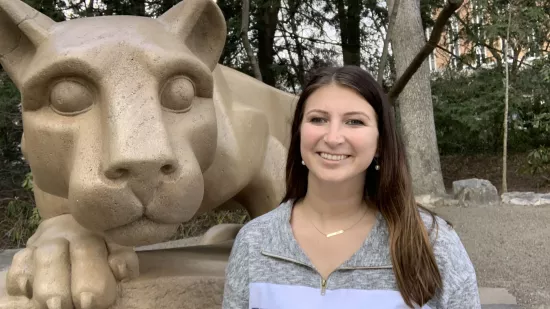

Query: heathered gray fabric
[{"left": 222, "top": 200, "right": 481, "bottom": 309}]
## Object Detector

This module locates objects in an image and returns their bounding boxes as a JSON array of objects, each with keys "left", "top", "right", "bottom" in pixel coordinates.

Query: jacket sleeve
[
  {"left": 426, "top": 214, "right": 481, "bottom": 309},
  {"left": 222, "top": 227, "right": 250, "bottom": 309},
  {"left": 446, "top": 275, "right": 481, "bottom": 309}
]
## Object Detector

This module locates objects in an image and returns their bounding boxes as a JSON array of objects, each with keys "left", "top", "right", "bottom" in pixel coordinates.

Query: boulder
[{"left": 452, "top": 178, "right": 500, "bottom": 206}]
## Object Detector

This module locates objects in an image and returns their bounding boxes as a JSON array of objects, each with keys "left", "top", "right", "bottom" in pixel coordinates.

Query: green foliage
[
  {"left": 0, "top": 70, "right": 36, "bottom": 248},
  {"left": 4, "top": 198, "right": 40, "bottom": 248},
  {"left": 524, "top": 146, "right": 550, "bottom": 180},
  {"left": 22, "top": 0, "right": 66, "bottom": 21},
  {"left": 174, "top": 208, "right": 250, "bottom": 239},
  {"left": 432, "top": 63, "right": 550, "bottom": 155},
  {"left": 1, "top": 173, "right": 40, "bottom": 248},
  {"left": 22, "top": 172, "right": 34, "bottom": 191},
  {"left": 452, "top": 0, "right": 550, "bottom": 71},
  {"left": 0, "top": 71, "right": 28, "bottom": 191}
]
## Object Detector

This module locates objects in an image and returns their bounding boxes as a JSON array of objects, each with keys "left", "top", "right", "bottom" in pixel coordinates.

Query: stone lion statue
[{"left": 0, "top": 0, "right": 296, "bottom": 307}]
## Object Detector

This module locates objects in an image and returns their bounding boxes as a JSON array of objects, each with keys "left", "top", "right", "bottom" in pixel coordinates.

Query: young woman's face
[{"left": 300, "top": 84, "right": 379, "bottom": 184}]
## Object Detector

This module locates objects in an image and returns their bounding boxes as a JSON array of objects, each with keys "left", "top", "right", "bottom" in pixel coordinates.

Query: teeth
[{"left": 319, "top": 153, "right": 348, "bottom": 161}]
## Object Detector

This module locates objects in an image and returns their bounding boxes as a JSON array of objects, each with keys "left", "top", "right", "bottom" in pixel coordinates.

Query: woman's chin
[{"left": 309, "top": 167, "right": 367, "bottom": 185}]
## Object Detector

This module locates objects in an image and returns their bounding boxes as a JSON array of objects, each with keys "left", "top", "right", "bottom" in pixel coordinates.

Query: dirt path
[{"left": 434, "top": 205, "right": 550, "bottom": 307}]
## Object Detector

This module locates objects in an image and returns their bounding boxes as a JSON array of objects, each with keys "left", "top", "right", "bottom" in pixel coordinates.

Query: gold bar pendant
[{"left": 326, "top": 230, "right": 344, "bottom": 238}]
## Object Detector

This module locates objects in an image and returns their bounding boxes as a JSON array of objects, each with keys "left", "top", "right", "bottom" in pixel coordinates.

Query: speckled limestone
[{"left": 0, "top": 0, "right": 296, "bottom": 308}]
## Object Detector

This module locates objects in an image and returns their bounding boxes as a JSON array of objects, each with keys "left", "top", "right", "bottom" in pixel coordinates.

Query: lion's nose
[
  {"left": 102, "top": 84, "right": 179, "bottom": 181},
  {"left": 104, "top": 157, "right": 178, "bottom": 180}
]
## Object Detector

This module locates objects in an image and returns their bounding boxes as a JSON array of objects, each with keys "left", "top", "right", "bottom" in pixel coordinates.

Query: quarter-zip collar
[{"left": 260, "top": 200, "right": 393, "bottom": 270}]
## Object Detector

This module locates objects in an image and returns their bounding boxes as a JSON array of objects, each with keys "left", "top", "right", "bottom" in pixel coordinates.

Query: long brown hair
[{"left": 281, "top": 66, "right": 443, "bottom": 307}]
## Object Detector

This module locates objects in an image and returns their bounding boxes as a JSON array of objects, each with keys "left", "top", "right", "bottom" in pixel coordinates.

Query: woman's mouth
[{"left": 318, "top": 152, "right": 350, "bottom": 161}]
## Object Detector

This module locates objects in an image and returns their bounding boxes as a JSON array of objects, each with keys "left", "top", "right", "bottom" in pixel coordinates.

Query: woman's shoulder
[{"left": 418, "top": 208, "right": 478, "bottom": 288}]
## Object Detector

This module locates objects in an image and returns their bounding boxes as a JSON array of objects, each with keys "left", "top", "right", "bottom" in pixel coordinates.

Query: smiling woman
[
  {"left": 222, "top": 65, "right": 481, "bottom": 309},
  {"left": 300, "top": 83, "right": 379, "bottom": 184}
]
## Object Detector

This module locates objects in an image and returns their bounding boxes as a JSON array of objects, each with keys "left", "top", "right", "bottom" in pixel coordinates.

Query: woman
[{"left": 222, "top": 66, "right": 480, "bottom": 308}]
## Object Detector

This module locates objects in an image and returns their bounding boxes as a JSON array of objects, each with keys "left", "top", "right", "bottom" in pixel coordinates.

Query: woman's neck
[{"left": 301, "top": 172, "right": 368, "bottom": 221}]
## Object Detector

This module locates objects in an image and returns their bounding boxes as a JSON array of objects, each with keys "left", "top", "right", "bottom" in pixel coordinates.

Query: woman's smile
[{"left": 318, "top": 152, "right": 350, "bottom": 162}]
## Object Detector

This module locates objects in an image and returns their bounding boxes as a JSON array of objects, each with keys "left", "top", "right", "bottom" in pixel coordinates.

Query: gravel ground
[
  {"left": 1, "top": 204, "right": 549, "bottom": 308},
  {"left": 434, "top": 205, "right": 550, "bottom": 307}
]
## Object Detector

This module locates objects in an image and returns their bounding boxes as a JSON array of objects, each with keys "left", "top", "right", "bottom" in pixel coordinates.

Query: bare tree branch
[
  {"left": 388, "top": 0, "right": 464, "bottom": 103},
  {"left": 286, "top": 0, "right": 306, "bottom": 87},
  {"left": 435, "top": 45, "right": 476, "bottom": 70},
  {"left": 274, "top": 30, "right": 340, "bottom": 46},
  {"left": 377, "top": 0, "right": 399, "bottom": 84},
  {"left": 453, "top": 12, "right": 503, "bottom": 67},
  {"left": 241, "top": 0, "right": 263, "bottom": 81}
]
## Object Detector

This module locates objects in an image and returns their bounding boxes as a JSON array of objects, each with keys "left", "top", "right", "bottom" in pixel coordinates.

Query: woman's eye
[
  {"left": 309, "top": 117, "right": 326, "bottom": 123},
  {"left": 347, "top": 119, "right": 365, "bottom": 126}
]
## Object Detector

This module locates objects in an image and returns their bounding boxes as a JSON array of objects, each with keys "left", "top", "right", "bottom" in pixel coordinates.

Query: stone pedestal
[{"left": 0, "top": 243, "right": 232, "bottom": 309}]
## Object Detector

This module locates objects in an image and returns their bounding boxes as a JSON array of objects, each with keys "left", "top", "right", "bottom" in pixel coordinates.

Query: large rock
[
  {"left": 452, "top": 179, "right": 500, "bottom": 206},
  {"left": 501, "top": 192, "right": 550, "bottom": 207}
]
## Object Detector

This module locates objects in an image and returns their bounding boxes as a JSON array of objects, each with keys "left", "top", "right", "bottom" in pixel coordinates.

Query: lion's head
[{"left": 0, "top": 0, "right": 227, "bottom": 246}]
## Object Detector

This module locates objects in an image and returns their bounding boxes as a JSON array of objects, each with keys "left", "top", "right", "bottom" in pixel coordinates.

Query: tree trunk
[
  {"left": 241, "top": 0, "right": 262, "bottom": 81},
  {"left": 377, "top": 0, "right": 400, "bottom": 84},
  {"left": 386, "top": 0, "right": 445, "bottom": 196},
  {"left": 86, "top": 0, "right": 95, "bottom": 16},
  {"left": 502, "top": 4, "right": 512, "bottom": 193},
  {"left": 336, "top": 0, "right": 362, "bottom": 66},
  {"left": 134, "top": 0, "right": 146, "bottom": 16},
  {"left": 288, "top": 0, "right": 306, "bottom": 88},
  {"left": 255, "top": 0, "right": 281, "bottom": 86}
]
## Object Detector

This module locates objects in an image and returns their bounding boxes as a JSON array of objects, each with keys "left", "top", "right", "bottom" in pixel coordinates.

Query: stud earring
[{"left": 301, "top": 160, "right": 305, "bottom": 165}]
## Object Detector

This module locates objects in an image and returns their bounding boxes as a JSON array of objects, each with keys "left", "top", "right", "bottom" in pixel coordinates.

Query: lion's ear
[
  {"left": 158, "top": 0, "right": 227, "bottom": 71},
  {"left": 0, "top": 0, "right": 55, "bottom": 85}
]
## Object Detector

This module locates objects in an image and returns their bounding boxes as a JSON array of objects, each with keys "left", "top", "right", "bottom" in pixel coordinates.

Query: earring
[
  {"left": 373, "top": 157, "right": 380, "bottom": 171},
  {"left": 301, "top": 160, "right": 305, "bottom": 165}
]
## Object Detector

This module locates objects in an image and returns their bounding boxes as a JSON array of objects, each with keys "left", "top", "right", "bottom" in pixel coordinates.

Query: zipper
[
  {"left": 262, "top": 251, "right": 331, "bottom": 296},
  {"left": 320, "top": 278, "right": 327, "bottom": 296},
  {"left": 261, "top": 251, "right": 391, "bottom": 296}
]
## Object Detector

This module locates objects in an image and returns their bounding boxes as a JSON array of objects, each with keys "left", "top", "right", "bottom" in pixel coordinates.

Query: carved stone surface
[
  {"left": 0, "top": 0, "right": 296, "bottom": 307},
  {"left": 0, "top": 244, "right": 232, "bottom": 309}
]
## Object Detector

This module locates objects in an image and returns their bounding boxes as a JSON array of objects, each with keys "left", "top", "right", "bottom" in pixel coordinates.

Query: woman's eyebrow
[
  {"left": 305, "top": 109, "right": 372, "bottom": 121},
  {"left": 305, "top": 109, "right": 328, "bottom": 115},
  {"left": 344, "top": 111, "right": 371, "bottom": 120}
]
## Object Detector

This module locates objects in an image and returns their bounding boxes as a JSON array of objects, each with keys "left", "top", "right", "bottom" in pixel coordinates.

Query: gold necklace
[{"left": 310, "top": 208, "right": 368, "bottom": 238}]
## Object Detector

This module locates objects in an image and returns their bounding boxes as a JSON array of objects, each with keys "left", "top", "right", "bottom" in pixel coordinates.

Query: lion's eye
[
  {"left": 49, "top": 80, "right": 94, "bottom": 115},
  {"left": 161, "top": 77, "right": 195, "bottom": 113}
]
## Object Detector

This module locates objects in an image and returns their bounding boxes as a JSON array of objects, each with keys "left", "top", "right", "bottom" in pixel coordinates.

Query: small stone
[
  {"left": 415, "top": 194, "right": 454, "bottom": 208},
  {"left": 501, "top": 192, "right": 550, "bottom": 207}
]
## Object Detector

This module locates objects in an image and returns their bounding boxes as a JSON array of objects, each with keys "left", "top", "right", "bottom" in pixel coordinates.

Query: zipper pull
[{"left": 320, "top": 279, "right": 327, "bottom": 296}]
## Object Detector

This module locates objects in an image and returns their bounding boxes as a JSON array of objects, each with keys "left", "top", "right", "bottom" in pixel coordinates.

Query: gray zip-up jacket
[{"left": 222, "top": 200, "right": 481, "bottom": 309}]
